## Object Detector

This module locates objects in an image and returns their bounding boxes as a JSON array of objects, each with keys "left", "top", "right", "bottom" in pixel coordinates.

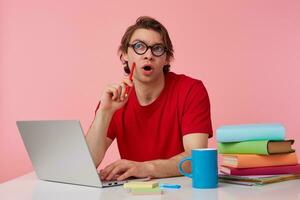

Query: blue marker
[{"left": 159, "top": 183, "right": 181, "bottom": 189}]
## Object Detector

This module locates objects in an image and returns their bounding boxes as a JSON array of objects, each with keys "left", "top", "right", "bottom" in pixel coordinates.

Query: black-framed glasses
[{"left": 128, "top": 41, "right": 167, "bottom": 57}]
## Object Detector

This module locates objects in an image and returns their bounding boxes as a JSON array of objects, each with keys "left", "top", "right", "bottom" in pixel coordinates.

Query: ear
[
  {"left": 164, "top": 58, "right": 169, "bottom": 66},
  {"left": 122, "top": 52, "right": 129, "bottom": 62}
]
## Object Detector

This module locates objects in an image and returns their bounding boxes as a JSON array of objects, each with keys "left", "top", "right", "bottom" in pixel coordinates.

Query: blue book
[{"left": 216, "top": 123, "right": 285, "bottom": 143}]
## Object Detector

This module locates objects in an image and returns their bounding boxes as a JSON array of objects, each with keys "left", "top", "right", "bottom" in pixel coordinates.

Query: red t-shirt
[{"left": 96, "top": 72, "right": 213, "bottom": 162}]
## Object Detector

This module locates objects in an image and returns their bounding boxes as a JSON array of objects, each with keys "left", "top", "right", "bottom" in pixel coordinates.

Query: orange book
[{"left": 222, "top": 152, "right": 298, "bottom": 168}]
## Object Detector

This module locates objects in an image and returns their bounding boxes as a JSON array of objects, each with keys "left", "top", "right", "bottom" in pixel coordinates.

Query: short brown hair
[{"left": 118, "top": 16, "right": 174, "bottom": 74}]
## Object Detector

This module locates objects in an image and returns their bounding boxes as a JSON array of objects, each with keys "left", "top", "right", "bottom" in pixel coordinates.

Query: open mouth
[{"left": 143, "top": 66, "right": 153, "bottom": 71}]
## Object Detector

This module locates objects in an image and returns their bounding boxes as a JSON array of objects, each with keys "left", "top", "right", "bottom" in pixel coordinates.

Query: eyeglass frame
[{"left": 128, "top": 40, "right": 168, "bottom": 57}]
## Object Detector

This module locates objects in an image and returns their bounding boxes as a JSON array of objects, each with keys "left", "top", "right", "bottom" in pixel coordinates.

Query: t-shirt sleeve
[
  {"left": 94, "top": 101, "right": 116, "bottom": 140},
  {"left": 181, "top": 81, "right": 213, "bottom": 138}
]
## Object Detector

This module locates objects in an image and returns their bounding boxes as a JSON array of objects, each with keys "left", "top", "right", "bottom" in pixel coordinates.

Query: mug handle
[{"left": 178, "top": 157, "right": 192, "bottom": 178}]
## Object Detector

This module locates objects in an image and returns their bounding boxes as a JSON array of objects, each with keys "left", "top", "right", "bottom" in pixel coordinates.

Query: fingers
[
  {"left": 100, "top": 162, "right": 118, "bottom": 180},
  {"left": 120, "top": 82, "right": 127, "bottom": 101},
  {"left": 101, "top": 160, "right": 126, "bottom": 180},
  {"left": 123, "top": 78, "right": 134, "bottom": 98},
  {"left": 101, "top": 160, "right": 136, "bottom": 181},
  {"left": 123, "top": 78, "right": 133, "bottom": 88},
  {"left": 106, "top": 84, "right": 126, "bottom": 102},
  {"left": 104, "top": 78, "right": 134, "bottom": 103},
  {"left": 101, "top": 160, "right": 149, "bottom": 181},
  {"left": 105, "top": 165, "right": 128, "bottom": 180},
  {"left": 117, "top": 169, "right": 133, "bottom": 181},
  {"left": 106, "top": 84, "right": 120, "bottom": 101}
]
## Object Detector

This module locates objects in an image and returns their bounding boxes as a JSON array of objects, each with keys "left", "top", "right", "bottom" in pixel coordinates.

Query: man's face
[{"left": 123, "top": 28, "right": 168, "bottom": 83}]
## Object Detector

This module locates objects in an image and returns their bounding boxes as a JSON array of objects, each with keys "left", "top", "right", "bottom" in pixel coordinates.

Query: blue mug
[{"left": 178, "top": 148, "right": 218, "bottom": 189}]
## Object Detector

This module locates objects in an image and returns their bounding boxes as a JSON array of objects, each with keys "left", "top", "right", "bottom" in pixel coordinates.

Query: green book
[{"left": 218, "top": 140, "right": 294, "bottom": 155}]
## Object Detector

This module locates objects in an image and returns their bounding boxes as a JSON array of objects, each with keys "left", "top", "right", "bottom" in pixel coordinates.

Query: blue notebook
[{"left": 216, "top": 123, "right": 285, "bottom": 143}]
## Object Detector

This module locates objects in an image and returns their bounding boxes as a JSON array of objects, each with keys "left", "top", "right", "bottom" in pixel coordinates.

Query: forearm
[
  {"left": 145, "top": 134, "right": 209, "bottom": 178},
  {"left": 86, "top": 109, "right": 113, "bottom": 167},
  {"left": 145, "top": 151, "right": 192, "bottom": 178}
]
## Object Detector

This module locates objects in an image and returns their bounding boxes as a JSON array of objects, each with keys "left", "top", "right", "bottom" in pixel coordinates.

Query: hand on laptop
[{"left": 99, "top": 159, "right": 153, "bottom": 181}]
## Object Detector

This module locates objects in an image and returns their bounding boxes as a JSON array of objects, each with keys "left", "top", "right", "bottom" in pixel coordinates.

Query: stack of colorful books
[{"left": 216, "top": 123, "right": 300, "bottom": 177}]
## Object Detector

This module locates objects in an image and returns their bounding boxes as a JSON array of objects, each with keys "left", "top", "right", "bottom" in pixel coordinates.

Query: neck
[{"left": 134, "top": 75, "right": 165, "bottom": 106}]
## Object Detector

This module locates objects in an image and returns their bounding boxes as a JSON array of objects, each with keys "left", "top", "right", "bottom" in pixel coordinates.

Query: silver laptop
[{"left": 16, "top": 120, "right": 137, "bottom": 188}]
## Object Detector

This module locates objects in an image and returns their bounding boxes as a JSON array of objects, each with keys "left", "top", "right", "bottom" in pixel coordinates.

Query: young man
[{"left": 86, "top": 16, "right": 213, "bottom": 181}]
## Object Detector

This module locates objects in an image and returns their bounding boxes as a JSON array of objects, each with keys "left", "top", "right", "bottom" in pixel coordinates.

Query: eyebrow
[{"left": 131, "top": 39, "right": 164, "bottom": 46}]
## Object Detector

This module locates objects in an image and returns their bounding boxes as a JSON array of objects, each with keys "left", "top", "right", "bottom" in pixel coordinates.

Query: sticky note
[
  {"left": 124, "top": 181, "right": 159, "bottom": 189},
  {"left": 131, "top": 187, "right": 163, "bottom": 195}
]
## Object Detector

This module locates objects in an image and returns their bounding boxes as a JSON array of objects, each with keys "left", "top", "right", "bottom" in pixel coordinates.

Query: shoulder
[{"left": 166, "top": 72, "right": 207, "bottom": 94}]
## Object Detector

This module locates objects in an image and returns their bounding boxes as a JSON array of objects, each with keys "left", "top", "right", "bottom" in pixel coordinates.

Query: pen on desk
[
  {"left": 159, "top": 183, "right": 181, "bottom": 189},
  {"left": 125, "top": 62, "right": 135, "bottom": 96}
]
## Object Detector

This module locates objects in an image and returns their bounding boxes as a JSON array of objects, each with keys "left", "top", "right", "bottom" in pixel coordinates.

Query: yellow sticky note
[
  {"left": 131, "top": 187, "right": 162, "bottom": 195},
  {"left": 124, "top": 181, "right": 159, "bottom": 189}
]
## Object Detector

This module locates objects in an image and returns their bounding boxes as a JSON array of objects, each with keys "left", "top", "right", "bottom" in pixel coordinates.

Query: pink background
[{"left": 1, "top": 0, "right": 300, "bottom": 183}]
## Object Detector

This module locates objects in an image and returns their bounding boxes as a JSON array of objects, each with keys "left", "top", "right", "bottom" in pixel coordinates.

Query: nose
[{"left": 142, "top": 48, "right": 153, "bottom": 60}]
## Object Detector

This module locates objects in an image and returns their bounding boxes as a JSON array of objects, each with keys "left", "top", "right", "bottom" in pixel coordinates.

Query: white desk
[{"left": 1, "top": 172, "right": 300, "bottom": 200}]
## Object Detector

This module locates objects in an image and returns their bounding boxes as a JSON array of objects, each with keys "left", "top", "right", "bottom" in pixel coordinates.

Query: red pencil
[
  {"left": 129, "top": 62, "right": 135, "bottom": 81},
  {"left": 125, "top": 62, "right": 135, "bottom": 96}
]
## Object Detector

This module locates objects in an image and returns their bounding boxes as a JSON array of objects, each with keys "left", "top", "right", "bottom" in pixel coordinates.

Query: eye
[
  {"left": 152, "top": 45, "right": 164, "bottom": 53},
  {"left": 134, "top": 42, "right": 146, "bottom": 51}
]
